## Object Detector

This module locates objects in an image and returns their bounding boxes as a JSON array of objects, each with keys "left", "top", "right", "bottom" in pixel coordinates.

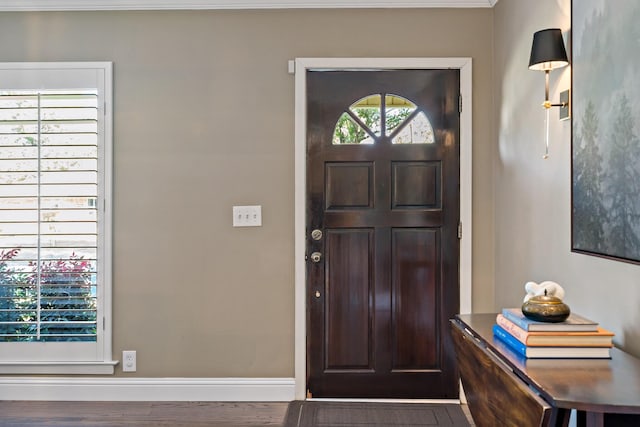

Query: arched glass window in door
[{"left": 332, "top": 94, "right": 435, "bottom": 145}]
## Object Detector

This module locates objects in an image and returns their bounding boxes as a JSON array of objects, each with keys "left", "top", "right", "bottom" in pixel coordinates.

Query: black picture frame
[{"left": 571, "top": 0, "right": 640, "bottom": 265}]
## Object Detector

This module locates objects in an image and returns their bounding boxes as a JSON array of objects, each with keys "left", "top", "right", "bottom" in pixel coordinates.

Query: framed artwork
[{"left": 571, "top": 0, "right": 640, "bottom": 264}]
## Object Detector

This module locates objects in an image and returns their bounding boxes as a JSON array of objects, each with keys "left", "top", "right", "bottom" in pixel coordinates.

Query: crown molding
[{"left": 0, "top": 0, "right": 499, "bottom": 12}]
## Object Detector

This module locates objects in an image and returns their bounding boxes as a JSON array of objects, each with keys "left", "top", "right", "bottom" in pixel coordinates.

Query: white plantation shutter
[{"left": 0, "top": 63, "right": 112, "bottom": 368}]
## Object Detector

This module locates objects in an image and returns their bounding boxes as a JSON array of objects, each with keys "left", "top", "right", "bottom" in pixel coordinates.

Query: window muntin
[
  {"left": 333, "top": 112, "right": 374, "bottom": 145},
  {"left": 385, "top": 94, "right": 416, "bottom": 136},
  {"left": 392, "top": 111, "right": 435, "bottom": 145},
  {"left": 332, "top": 93, "right": 435, "bottom": 145}
]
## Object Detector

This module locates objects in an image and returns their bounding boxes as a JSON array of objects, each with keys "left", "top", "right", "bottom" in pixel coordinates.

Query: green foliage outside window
[{"left": 0, "top": 248, "right": 96, "bottom": 342}]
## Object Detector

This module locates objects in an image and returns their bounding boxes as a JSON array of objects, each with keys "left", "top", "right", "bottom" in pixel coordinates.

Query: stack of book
[{"left": 493, "top": 308, "right": 614, "bottom": 358}]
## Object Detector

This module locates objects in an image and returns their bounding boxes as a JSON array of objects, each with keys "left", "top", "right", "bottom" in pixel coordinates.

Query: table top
[{"left": 454, "top": 313, "right": 640, "bottom": 414}]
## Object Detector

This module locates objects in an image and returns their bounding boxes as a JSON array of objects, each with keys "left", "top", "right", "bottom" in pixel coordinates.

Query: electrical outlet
[
  {"left": 232, "top": 205, "right": 262, "bottom": 227},
  {"left": 122, "top": 350, "right": 136, "bottom": 372}
]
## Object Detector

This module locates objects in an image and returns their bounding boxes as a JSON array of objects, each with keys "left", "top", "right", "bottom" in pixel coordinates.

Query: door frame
[{"left": 294, "top": 58, "right": 473, "bottom": 401}]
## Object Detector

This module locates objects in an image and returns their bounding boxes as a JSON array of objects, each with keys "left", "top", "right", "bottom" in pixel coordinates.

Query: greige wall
[
  {"left": 0, "top": 8, "right": 494, "bottom": 377},
  {"left": 493, "top": 0, "right": 640, "bottom": 356}
]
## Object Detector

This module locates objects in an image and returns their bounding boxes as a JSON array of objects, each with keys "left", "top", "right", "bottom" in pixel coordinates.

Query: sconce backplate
[{"left": 559, "top": 90, "right": 570, "bottom": 121}]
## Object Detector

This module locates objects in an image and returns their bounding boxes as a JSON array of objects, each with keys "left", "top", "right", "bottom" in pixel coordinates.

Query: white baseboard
[{"left": 0, "top": 377, "right": 296, "bottom": 401}]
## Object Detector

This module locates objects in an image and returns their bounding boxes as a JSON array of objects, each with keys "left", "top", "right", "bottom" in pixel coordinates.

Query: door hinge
[
  {"left": 457, "top": 222, "right": 462, "bottom": 240},
  {"left": 458, "top": 94, "right": 462, "bottom": 114}
]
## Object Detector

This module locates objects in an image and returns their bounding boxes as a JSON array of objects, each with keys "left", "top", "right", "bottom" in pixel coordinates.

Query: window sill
[{"left": 0, "top": 361, "right": 119, "bottom": 375}]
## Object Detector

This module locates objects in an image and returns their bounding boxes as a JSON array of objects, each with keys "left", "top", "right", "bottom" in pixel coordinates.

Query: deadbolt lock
[
  {"left": 311, "top": 229, "right": 323, "bottom": 241},
  {"left": 310, "top": 252, "right": 322, "bottom": 263}
]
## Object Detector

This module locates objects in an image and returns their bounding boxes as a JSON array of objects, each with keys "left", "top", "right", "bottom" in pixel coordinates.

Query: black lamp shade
[{"left": 529, "top": 28, "right": 569, "bottom": 71}]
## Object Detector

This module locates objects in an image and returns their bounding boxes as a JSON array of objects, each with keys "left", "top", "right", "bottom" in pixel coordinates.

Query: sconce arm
[{"left": 543, "top": 101, "right": 569, "bottom": 109}]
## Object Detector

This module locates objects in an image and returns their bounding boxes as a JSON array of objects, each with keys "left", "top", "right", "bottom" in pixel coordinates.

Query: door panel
[
  {"left": 325, "top": 163, "right": 373, "bottom": 210},
  {"left": 391, "top": 228, "right": 439, "bottom": 371},
  {"left": 306, "top": 69, "right": 460, "bottom": 398},
  {"left": 391, "top": 161, "right": 441, "bottom": 209},
  {"left": 325, "top": 229, "right": 373, "bottom": 371}
]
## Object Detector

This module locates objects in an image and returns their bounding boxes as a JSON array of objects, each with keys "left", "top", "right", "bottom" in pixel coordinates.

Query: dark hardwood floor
[
  {"left": 0, "top": 401, "right": 288, "bottom": 426},
  {"left": 0, "top": 401, "right": 474, "bottom": 426}
]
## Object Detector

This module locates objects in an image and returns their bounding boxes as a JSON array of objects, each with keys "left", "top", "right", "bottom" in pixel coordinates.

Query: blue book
[
  {"left": 493, "top": 324, "right": 611, "bottom": 359},
  {"left": 501, "top": 308, "right": 598, "bottom": 332},
  {"left": 493, "top": 324, "right": 527, "bottom": 356}
]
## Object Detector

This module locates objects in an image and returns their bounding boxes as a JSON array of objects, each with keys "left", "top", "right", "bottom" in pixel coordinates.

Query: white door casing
[{"left": 294, "top": 58, "right": 473, "bottom": 400}]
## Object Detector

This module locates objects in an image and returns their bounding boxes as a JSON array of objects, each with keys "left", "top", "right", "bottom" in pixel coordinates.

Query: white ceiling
[{"left": 0, "top": 0, "right": 499, "bottom": 12}]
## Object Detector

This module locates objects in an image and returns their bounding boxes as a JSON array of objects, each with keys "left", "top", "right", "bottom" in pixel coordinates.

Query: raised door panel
[
  {"left": 391, "top": 228, "right": 439, "bottom": 371},
  {"left": 325, "top": 162, "right": 373, "bottom": 210},
  {"left": 391, "top": 161, "right": 441, "bottom": 210},
  {"left": 325, "top": 229, "right": 374, "bottom": 371}
]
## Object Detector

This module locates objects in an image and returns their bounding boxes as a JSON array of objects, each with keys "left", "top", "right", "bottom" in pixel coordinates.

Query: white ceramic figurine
[{"left": 523, "top": 281, "right": 565, "bottom": 302}]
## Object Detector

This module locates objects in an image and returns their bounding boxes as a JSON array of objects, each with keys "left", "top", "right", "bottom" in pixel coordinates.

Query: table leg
[
  {"left": 576, "top": 410, "right": 604, "bottom": 427},
  {"left": 550, "top": 408, "right": 571, "bottom": 427}
]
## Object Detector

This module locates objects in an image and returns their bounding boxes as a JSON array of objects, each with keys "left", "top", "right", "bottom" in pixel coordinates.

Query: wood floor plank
[
  {"left": 0, "top": 401, "right": 288, "bottom": 426},
  {"left": 0, "top": 400, "right": 473, "bottom": 426},
  {"left": 0, "top": 401, "right": 152, "bottom": 417}
]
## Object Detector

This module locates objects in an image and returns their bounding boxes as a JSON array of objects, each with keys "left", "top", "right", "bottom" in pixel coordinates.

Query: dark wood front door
[{"left": 306, "top": 69, "right": 460, "bottom": 398}]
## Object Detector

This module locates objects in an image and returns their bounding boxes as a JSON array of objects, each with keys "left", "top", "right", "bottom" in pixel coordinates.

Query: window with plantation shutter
[{"left": 0, "top": 63, "right": 114, "bottom": 373}]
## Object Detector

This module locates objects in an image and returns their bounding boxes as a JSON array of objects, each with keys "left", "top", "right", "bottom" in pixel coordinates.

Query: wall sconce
[{"left": 529, "top": 28, "right": 570, "bottom": 158}]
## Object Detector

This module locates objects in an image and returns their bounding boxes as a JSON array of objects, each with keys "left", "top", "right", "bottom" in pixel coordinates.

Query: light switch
[{"left": 232, "top": 205, "right": 262, "bottom": 227}]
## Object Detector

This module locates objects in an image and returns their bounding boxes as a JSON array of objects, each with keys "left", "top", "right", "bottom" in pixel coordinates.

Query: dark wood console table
[{"left": 451, "top": 313, "right": 640, "bottom": 427}]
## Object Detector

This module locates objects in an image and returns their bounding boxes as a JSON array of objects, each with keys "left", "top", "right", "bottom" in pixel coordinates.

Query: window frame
[{"left": 0, "top": 62, "right": 116, "bottom": 374}]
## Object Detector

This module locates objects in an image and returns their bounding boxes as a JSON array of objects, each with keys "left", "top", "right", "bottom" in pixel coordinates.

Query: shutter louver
[{"left": 0, "top": 90, "right": 98, "bottom": 342}]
